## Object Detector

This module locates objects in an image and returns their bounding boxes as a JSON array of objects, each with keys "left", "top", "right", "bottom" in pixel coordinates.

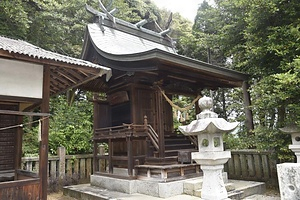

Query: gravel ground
[{"left": 48, "top": 192, "right": 76, "bottom": 200}]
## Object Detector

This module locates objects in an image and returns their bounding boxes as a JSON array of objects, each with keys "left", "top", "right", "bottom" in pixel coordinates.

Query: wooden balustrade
[
  {"left": 20, "top": 147, "right": 279, "bottom": 186},
  {"left": 21, "top": 147, "right": 94, "bottom": 183},
  {"left": 224, "top": 149, "right": 278, "bottom": 186}
]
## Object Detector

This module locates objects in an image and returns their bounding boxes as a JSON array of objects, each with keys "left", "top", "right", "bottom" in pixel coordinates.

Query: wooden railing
[
  {"left": 224, "top": 149, "right": 278, "bottom": 186},
  {"left": 146, "top": 125, "right": 159, "bottom": 150},
  {"left": 20, "top": 148, "right": 279, "bottom": 186},
  {"left": 94, "top": 123, "right": 148, "bottom": 140},
  {"left": 22, "top": 147, "right": 93, "bottom": 183},
  {"left": 188, "top": 135, "right": 198, "bottom": 148}
]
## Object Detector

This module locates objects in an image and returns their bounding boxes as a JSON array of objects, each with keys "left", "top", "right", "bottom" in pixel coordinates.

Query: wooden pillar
[
  {"left": 99, "top": 144, "right": 106, "bottom": 172},
  {"left": 156, "top": 89, "right": 165, "bottom": 158},
  {"left": 39, "top": 65, "right": 50, "bottom": 200},
  {"left": 127, "top": 135, "right": 133, "bottom": 176},
  {"left": 93, "top": 142, "right": 98, "bottom": 173},
  {"left": 242, "top": 81, "right": 254, "bottom": 133},
  {"left": 108, "top": 139, "right": 113, "bottom": 173},
  {"left": 15, "top": 115, "right": 23, "bottom": 177},
  {"left": 93, "top": 97, "right": 99, "bottom": 174}
]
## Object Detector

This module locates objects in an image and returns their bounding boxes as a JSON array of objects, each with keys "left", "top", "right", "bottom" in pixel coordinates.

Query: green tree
[
  {"left": 0, "top": 0, "right": 30, "bottom": 39},
  {"left": 183, "top": 0, "right": 299, "bottom": 161},
  {"left": 49, "top": 95, "right": 94, "bottom": 155}
]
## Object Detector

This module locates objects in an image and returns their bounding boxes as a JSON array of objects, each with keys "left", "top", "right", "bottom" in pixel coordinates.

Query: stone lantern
[
  {"left": 279, "top": 124, "right": 300, "bottom": 162},
  {"left": 179, "top": 96, "right": 239, "bottom": 200},
  {"left": 277, "top": 124, "right": 300, "bottom": 200}
]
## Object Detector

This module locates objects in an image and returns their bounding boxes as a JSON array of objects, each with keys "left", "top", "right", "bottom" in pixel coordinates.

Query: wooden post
[
  {"left": 144, "top": 115, "right": 151, "bottom": 157},
  {"left": 156, "top": 89, "right": 165, "bottom": 158},
  {"left": 242, "top": 81, "right": 254, "bottom": 133},
  {"left": 58, "top": 146, "right": 66, "bottom": 181},
  {"left": 108, "top": 139, "right": 113, "bottom": 173},
  {"left": 144, "top": 115, "right": 148, "bottom": 129},
  {"left": 127, "top": 135, "right": 133, "bottom": 176},
  {"left": 15, "top": 115, "right": 23, "bottom": 179},
  {"left": 99, "top": 144, "right": 106, "bottom": 172},
  {"left": 94, "top": 142, "right": 98, "bottom": 173},
  {"left": 39, "top": 65, "right": 50, "bottom": 200}
]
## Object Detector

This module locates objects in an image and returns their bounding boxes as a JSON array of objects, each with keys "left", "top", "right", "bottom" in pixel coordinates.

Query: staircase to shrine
[
  {"left": 146, "top": 133, "right": 197, "bottom": 165},
  {"left": 134, "top": 133, "right": 200, "bottom": 181}
]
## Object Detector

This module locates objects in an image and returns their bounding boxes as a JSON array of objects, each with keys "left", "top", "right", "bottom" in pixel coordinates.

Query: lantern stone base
[
  {"left": 192, "top": 151, "right": 231, "bottom": 165},
  {"left": 192, "top": 151, "right": 231, "bottom": 200}
]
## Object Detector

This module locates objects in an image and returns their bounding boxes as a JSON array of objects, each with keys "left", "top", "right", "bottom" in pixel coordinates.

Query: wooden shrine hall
[
  {"left": 0, "top": 36, "right": 111, "bottom": 200},
  {"left": 81, "top": 3, "right": 251, "bottom": 181}
]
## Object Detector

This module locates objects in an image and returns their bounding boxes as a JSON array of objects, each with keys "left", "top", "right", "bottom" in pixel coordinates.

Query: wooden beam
[
  {"left": 62, "top": 68, "right": 87, "bottom": 81},
  {"left": 0, "top": 110, "right": 50, "bottom": 117},
  {"left": 56, "top": 70, "right": 77, "bottom": 84},
  {"left": 50, "top": 70, "right": 70, "bottom": 86}
]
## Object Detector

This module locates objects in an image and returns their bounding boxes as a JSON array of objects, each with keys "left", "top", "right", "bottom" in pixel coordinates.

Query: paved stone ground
[
  {"left": 244, "top": 195, "right": 280, "bottom": 200},
  {"left": 48, "top": 190, "right": 281, "bottom": 200}
]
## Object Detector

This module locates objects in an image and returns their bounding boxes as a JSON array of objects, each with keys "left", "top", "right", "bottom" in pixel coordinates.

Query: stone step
[
  {"left": 63, "top": 184, "right": 201, "bottom": 200},
  {"left": 193, "top": 182, "right": 237, "bottom": 197},
  {"left": 183, "top": 176, "right": 266, "bottom": 199},
  {"left": 242, "top": 194, "right": 280, "bottom": 200},
  {"left": 63, "top": 180, "right": 267, "bottom": 200},
  {"left": 64, "top": 175, "right": 266, "bottom": 200}
]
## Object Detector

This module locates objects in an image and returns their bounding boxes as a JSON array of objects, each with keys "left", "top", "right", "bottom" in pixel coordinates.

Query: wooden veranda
[{"left": 0, "top": 36, "right": 111, "bottom": 200}]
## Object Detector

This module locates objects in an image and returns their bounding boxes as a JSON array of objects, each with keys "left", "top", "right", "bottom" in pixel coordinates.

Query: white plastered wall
[{"left": 0, "top": 58, "right": 43, "bottom": 99}]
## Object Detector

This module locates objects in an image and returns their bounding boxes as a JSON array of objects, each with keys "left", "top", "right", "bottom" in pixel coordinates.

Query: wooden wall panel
[
  {"left": 134, "top": 87, "right": 155, "bottom": 126},
  {"left": 0, "top": 104, "right": 18, "bottom": 171},
  {"left": 0, "top": 179, "right": 40, "bottom": 200}
]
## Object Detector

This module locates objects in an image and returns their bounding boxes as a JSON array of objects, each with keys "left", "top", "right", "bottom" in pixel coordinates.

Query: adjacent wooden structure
[
  {"left": 81, "top": 4, "right": 250, "bottom": 180},
  {"left": 0, "top": 36, "right": 111, "bottom": 199}
]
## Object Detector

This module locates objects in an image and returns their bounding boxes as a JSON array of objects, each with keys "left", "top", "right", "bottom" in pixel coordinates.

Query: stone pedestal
[
  {"left": 277, "top": 163, "right": 300, "bottom": 200},
  {"left": 200, "top": 165, "right": 230, "bottom": 200},
  {"left": 192, "top": 151, "right": 231, "bottom": 200}
]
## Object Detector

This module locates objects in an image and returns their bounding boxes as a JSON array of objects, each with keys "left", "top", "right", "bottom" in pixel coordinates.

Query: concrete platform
[
  {"left": 63, "top": 184, "right": 200, "bottom": 200},
  {"left": 63, "top": 178, "right": 268, "bottom": 200}
]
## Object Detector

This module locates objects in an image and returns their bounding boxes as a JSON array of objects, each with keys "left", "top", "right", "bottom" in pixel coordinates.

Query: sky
[{"left": 150, "top": 0, "right": 215, "bottom": 22}]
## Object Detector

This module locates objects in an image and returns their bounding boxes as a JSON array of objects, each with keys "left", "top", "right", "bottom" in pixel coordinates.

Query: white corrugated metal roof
[{"left": 0, "top": 35, "right": 111, "bottom": 78}]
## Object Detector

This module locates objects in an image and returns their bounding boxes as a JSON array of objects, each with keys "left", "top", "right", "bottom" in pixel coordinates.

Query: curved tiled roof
[{"left": 87, "top": 23, "right": 176, "bottom": 55}]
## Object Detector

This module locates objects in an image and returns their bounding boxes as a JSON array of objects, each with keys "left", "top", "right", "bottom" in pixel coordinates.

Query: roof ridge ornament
[
  {"left": 135, "top": 19, "right": 148, "bottom": 28},
  {"left": 98, "top": 0, "right": 116, "bottom": 24}
]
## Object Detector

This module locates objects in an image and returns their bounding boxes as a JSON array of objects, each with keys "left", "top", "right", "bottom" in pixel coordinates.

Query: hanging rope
[
  {"left": 157, "top": 86, "right": 201, "bottom": 112},
  {"left": 0, "top": 116, "right": 50, "bottom": 131}
]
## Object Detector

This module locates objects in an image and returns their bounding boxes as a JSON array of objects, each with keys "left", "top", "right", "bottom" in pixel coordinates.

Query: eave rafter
[{"left": 49, "top": 65, "right": 102, "bottom": 95}]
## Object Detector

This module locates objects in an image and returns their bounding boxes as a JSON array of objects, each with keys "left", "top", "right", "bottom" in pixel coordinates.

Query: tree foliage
[
  {"left": 175, "top": 0, "right": 300, "bottom": 161},
  {"left": 0, "top": 0, "right": 30, "bottom": 39},
  {"left": 49, "top": 95, "right": 94, "bottom": 155}
]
